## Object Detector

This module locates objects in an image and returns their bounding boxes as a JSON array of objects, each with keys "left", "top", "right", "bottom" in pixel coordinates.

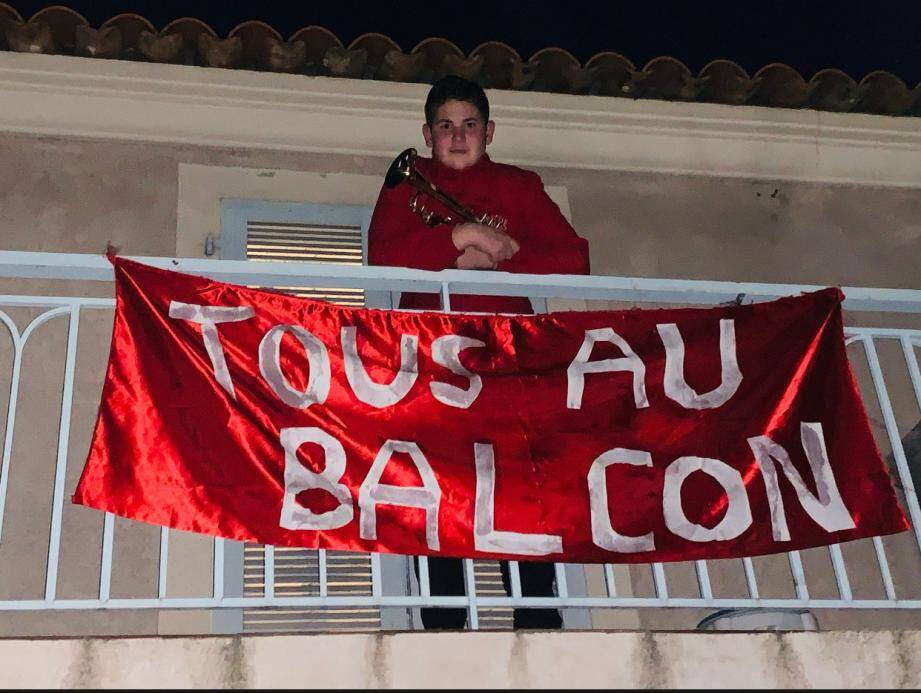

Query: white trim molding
[{"left": 1, "top": 52, "right": 920, "bottom": 187}]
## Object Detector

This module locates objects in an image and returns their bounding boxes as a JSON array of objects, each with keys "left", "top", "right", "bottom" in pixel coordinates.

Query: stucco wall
[
  {"left": 1, "top": 132, "right": 919, "bottom": 290},
  {"left": 1, "top": 630, "right": 919, "bottom": 689}
]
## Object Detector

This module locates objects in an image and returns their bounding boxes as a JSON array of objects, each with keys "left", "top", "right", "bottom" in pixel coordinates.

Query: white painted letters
[
  {"left": 587, "top": 448, "right": 656, "bottom": 552},
  {"left": 279, "top": 427, "right": 354, "bottom": 530},
  {"left": 663, "top": 456, "right": 753, "bottom": 542},
  {"left": 567, "top": 328, "right": 648, "bottom": 410},
  {"left": 358, "top": 441, "right": 442, "bottom": 550},
  {"left": 473, "top": 443, "right": 563, "bottom": 556},
  {"left": 259, "top": 325, "right": 331, "bottom": 408},
  {"left": 657, "top": 319, "right": 742, "bottom": 409},
  {"left": 430, "top": 335, "right": 486, "bottom": 408},
  {"left": 168, "top": 302, "right": 255, "bottom": 399},
  {"left": 747, "top": 422, "right": 856, "bottom": 541},
  {"left": 342, "top": 326, "right": 419, "bottom": 408}
]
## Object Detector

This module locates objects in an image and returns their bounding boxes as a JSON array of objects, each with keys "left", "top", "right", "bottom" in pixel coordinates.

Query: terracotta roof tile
[
  {"left": 856, "top": 70, "right": 917, "bottom": 116},
  {"left": 584, "top": 52, "right": 635, "bottom": 98},
  {"left": 750, "top": 63, "right": 814, "bottom": 108},
  {"left": 808, "top": 69, "right": 859, "bottom": 112},
  {"left": 100, "top": 12, "right": 152, "bottom": 42},
  {"left": 635, "top": 56, "right": 702, "bottom": 101},
  {"left": 30, "top": 4, "right": 84, "bottom": 51},
  {"left": 0, "top": 1, "right": 21, "bottom": 24},
  {"left": 290, "top": 25, "right": 340, "bottom": 74},
  {"left": 1, "top": 1, "right": 918, "bottom": 117},
  {"left": 348, "top": 32, "right": 400, "bottom": 71},
  {"left": 228, "top": 20, "right": 282, "bottom": 70},
  {"left": 469, "top": 41, "right": 525, "bottom": 90}
]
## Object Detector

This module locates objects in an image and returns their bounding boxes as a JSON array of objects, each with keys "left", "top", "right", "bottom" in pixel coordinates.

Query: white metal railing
[{"left": 1, "top": 251, "right": 921, "bottom": 632}]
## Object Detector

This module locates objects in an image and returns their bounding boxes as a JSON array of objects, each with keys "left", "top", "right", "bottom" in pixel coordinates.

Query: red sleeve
[
  {"left": 497, "top": 172, "right": 590, "bottom": 276},
  {"left": 367, "top": 184, "right": 461, "bottom": 271}
]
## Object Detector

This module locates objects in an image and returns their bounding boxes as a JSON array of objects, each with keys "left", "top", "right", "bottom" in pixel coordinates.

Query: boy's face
[{"left": 423, "top": 99, "right": 495, "bottom": 170}]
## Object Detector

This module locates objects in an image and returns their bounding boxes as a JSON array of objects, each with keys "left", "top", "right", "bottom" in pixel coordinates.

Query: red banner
[{"left": 73, "top": 257, "right": 908, "bottom": 563}]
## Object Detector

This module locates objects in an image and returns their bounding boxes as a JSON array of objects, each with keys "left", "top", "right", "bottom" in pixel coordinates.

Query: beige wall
[{"left": 1, "top": 132, "right": 919, "bottom": 291}]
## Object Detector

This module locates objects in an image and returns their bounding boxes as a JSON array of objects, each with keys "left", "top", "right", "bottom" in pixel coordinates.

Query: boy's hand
[
  {"left": 452, "top": 223, "right": 520, "bottom": 264},
  {"left": 454, "top": 246, "right": 497, "bottom": 270}
]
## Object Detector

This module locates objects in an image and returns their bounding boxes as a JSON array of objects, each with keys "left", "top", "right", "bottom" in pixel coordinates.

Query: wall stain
[
  {"left": 220, "top": 636, "right": 249, "bottom": 689},
  {"left": 893, "top": 631, "right": 915, "bottom": 689},
  {"left": 637, "top": 631, "right": 671, "bottom": 689},
  {"left": 509, "top": 633, "right": 529, "bottom": 689},
  {"left": 365, "top": 633, "right": 392, "bottom": 688},
  {"left": 772, "top": 633, "right": 808, "bottom": 689},
  {"left": 66, "top": 638, "right": 98, "bottom": 689}
]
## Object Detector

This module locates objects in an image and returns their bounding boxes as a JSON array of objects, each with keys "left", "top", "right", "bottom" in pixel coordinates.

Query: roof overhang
[{"left": 1, "top": 51, "right": 920, "bottom": 188}]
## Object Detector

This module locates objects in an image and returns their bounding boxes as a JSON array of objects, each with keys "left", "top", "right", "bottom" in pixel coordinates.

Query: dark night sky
[{"left": 6, "top": 0, "right": 921, "bottom": 83}]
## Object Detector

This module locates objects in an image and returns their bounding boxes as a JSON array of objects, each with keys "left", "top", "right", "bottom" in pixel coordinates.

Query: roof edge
[{"left": 1, "top": 51, "right": 919, "bottom": 188}]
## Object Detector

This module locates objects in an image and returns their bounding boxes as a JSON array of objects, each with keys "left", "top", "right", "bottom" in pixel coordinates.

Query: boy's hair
[{"left": 424, "top": 76, "right": 490, "bottom": 125}]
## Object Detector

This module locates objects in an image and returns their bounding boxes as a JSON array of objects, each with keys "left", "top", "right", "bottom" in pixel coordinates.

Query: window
[{"left": 221, "top": 198, "right": 375, "bottom": 307}]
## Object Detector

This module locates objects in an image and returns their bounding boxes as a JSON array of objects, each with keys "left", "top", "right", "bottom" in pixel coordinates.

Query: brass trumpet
[{"left": 384, "top": 148, "right": 508, "bottom": 231}]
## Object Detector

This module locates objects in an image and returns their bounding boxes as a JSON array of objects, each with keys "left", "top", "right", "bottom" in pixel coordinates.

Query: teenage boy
[{"left": 368, "top": 76, "right": 590, "bottom": 630}]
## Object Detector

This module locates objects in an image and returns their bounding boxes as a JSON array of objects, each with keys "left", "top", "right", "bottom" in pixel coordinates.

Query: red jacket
[{"left": 368, "top": 154, "right": 590, "bottom": 313}]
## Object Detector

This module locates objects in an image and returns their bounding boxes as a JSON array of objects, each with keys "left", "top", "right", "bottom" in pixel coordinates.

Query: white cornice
[{"left": 1, "top": 52, "right": 920, "bottom": 187}]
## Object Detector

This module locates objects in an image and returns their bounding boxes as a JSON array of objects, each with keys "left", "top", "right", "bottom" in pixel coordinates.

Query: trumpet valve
[
  {"left": 410, "top": 192, "right": 443, "bottom": 227},
  {"left": 480, "top": 213, "right": 509, "bottom": 232}
]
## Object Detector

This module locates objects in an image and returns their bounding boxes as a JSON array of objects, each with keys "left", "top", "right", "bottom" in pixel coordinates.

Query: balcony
[{"left": 0, "top": 250, "right": 920, "bottom": 685}]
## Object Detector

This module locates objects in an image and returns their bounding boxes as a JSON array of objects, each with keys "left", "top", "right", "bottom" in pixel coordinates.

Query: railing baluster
[
  {"left": 873, "top": 536, "right": 898, "bottom": 600},
  {"left": 370, "top": 552, "right": 382, "bottom": 598},
  {"left": 440, "top": 283, "right": 452, "bottom": 312},
  {"left": 651, "top": 563, "right": 668, "bottom": 600},
  {"left": 157, "top": 527, "right": 169, "bottom": 599},
  {"left": 264, "top": 545, "right": 275, "bottom": 599},
  {"left": 741, "top": 557, "right": 760, "bottom": 599},
  {"left": 508, "top": 560, "right": 522, "bottom": 598},
  {"left": 828, "top": 544, "right": 853, "bottom": 602},
  {"left": 0, "top": 312, "right": 22, "bottom": 543},
  {"left": 603, "top": 564, "right": 617, "bottom": 598},
  {"left": 45, "top": 305, "right": 80, "bottom": 601},
  {"left": 902, "top": 336, "right": 921, "bottom": 408},
  {"left": 212, "top": 537, "right": 225, "bottom": 601},
  {"left": 463, "top": 559, "right": 479, "bottom": 630},
  {"left": 99, "top": 512, "right": 115, "bottom": 602},
  {"left": 554, "top": 562, "right": 569, "bottom": 599},
  {"left": 318, "top": 549, "right": 328, "bottom": 597},
  {"left": 695, "top": 560, "right": 713, "bottom": 601},
  {"left": 417, "top": 555, "right": 431, "bottom": 597},
  {"left": 787, "top": 550, "right": 809, "bottom": 601}
]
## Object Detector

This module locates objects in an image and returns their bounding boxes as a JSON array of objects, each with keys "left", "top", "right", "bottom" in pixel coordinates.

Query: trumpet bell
[
  {"left": 385, "top": 147, "right": 417, "bottom": 189},
  {"left": 382, "top": 146, "right": 509, "bottom": 231}
]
